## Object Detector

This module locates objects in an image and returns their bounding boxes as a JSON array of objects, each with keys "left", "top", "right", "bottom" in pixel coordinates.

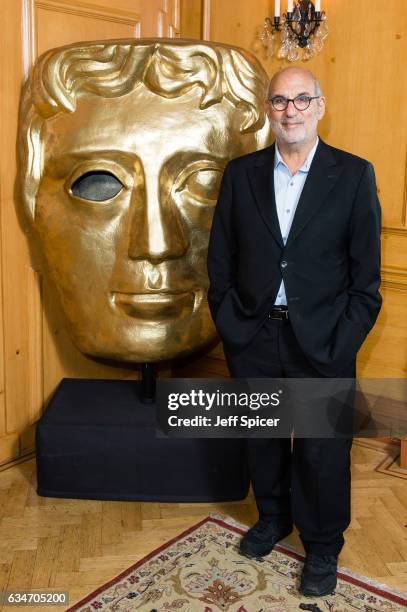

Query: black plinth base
[{"left": 36, "top": 379, "right": 250, "bottom": 502}]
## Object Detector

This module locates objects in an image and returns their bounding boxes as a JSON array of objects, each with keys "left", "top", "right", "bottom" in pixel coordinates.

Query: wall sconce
[{"left": 256, "top": 0, "right": 328, "bottom": 61}]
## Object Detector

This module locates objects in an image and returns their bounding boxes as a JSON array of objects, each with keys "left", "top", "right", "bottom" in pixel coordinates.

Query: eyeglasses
[{"left": 268, "top": 95, "right": 320, "bottom": 111}]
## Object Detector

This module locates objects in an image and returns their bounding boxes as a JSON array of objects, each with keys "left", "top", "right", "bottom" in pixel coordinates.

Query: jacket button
[{"left": 281, "top": 260, "right": 288, "bottom": 268}]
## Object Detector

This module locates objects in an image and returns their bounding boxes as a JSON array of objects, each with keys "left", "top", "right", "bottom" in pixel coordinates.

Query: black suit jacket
[{"left": 207, "top": 140, "right": 382, "bottom": 376}]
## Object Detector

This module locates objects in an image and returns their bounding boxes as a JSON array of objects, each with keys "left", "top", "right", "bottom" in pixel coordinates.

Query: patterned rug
[{"left": 67, "top": 515, "right": 407, "bottom": 611}]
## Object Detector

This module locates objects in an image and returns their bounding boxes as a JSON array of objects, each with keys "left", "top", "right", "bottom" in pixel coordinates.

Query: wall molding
[
  {"left": 382, "top": 226, "right": 407, "bottom": 237},
  {"left": 202, "top": 0, "right": 211, "bottom": 40},
  {"left": 157, "top": 9, "right": 165, "bottom": 36},
  {"left": 158, "top": 1, "right": 180, "bottom": 39},
  {"left": 173, "top": 0, "right": 180, "bottom": 30},
  {"left": 0, "top": 450, "right": 36, "bottom": 473},
  {"left": 403, "top": 152, "right": 407, "bottom": 226},
  {"left": 21, "top": 0, "right": 36, "bottom": 77},
  {"left": 382, "top": 265, "right": 407, "bottom": 291},
  {"left": 36, "top": 0, "right": 142, "bottom": 28}
]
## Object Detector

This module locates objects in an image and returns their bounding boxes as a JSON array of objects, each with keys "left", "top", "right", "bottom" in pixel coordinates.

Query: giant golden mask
[{"left": 19, "top": 40, "right": 271, "bottom": 362}]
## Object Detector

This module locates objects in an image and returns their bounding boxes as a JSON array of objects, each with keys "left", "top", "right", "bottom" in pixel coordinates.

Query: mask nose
[{"left": 127, "top": 173, "right": 188, "bottom": 264}]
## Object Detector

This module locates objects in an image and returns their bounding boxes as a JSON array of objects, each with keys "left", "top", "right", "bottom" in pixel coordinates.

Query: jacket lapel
[
  {"left": 285, "top": 140, "right": 343, "bottom": 247},
  {"left": 247, "top": 145, "right": 284, "bottom": 248}
]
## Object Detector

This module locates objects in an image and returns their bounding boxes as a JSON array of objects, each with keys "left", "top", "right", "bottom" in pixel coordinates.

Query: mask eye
[
  {"left": 183, "top": 169, "right": 222, "bottom": 205},
  {"left": 71, "top": 171, "right": 124, "bottom": 201},
  {"left": 175, "top": 164, "right": 223, "bottom": 207}
]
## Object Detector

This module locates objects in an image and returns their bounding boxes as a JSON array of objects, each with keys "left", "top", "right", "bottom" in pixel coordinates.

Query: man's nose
[
  {"left": 284, "top": 100, "right": 298, "bottom": 116},
  {"left": 126, "top": 186, "right": 188, "bottom": 264}
]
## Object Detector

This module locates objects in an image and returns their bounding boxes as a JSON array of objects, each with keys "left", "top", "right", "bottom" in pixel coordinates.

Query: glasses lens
[
  {"left": 271, "top": 96, "right": 287, "bottom": 111},
  {"left": 294, "top": 95, "right": 311, "bottom": 110}
]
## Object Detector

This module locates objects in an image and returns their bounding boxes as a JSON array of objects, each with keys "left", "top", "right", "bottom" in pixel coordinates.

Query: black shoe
[
  {"left": 239, "top": 519, "right": 292, "bottom": 559},
  {"left": 299, "top": 553, "right": 338, "bottom": 597}
]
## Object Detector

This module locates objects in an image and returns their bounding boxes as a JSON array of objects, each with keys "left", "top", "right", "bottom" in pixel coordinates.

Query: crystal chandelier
[{"left": 256, "top": 0, "right": 328, "bottom": 62}]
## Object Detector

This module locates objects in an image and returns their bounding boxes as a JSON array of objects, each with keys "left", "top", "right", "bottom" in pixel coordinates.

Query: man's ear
[{"left": 317, "top": 96, "right": 326, "bottom": 120}]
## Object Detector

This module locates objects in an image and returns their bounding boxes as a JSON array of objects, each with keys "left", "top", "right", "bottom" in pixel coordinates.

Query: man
[{"left": 207, "top": 66, "right": 381, "bottom": 596}]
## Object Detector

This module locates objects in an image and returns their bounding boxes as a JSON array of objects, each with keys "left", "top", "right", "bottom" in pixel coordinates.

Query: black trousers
[{"left": 224, "top": 317, "right": 355, "bottom": 556}]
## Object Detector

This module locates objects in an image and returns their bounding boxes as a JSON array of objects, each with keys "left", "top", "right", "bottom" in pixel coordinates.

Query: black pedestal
[{"left": 36, "top": 379, "right": 250, "bottom": 501}]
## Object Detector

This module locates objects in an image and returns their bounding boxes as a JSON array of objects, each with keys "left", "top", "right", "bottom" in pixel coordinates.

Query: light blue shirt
[{"left": 274, "top": 138, "right": 319, "bottom": 306}]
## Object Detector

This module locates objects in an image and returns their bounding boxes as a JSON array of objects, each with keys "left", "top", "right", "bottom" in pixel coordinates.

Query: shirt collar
[{"left": 274, "top": 137, "right": 319, "bottom": 173}]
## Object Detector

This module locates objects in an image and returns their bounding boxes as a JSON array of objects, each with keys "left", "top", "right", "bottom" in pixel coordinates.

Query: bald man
[{"left": 207, "top": 67, "right": 381, "bottom": 596}]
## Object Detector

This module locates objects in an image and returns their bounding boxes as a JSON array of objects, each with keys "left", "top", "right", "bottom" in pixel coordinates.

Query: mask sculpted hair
[{"left": 19, "top": 39, "right": 270, "bottom": 220}]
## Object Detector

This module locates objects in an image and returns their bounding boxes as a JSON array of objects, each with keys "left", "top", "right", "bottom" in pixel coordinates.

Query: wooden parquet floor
[{"left": 0, "top": 443, "right": 406, "bottom": 611}]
